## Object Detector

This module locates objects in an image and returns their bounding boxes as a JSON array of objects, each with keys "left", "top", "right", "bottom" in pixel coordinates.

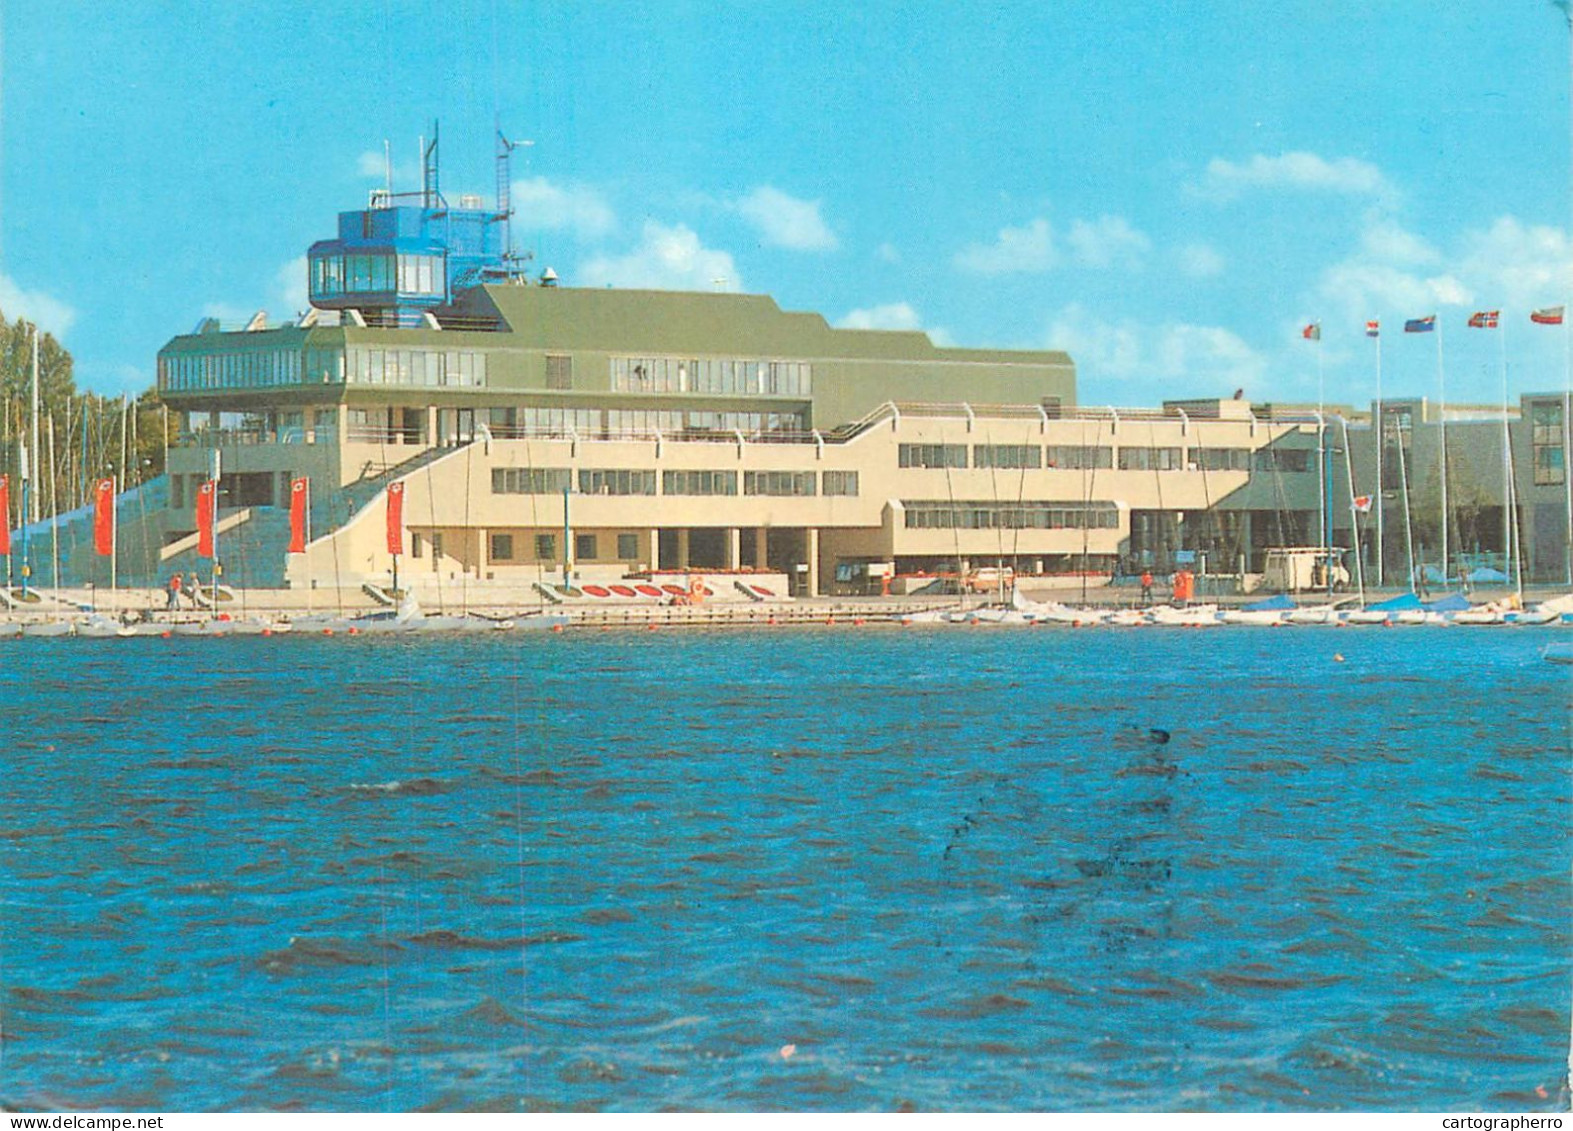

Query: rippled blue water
[{"left": 0, "top": 627, "right": 1568, "bottom": 1112}]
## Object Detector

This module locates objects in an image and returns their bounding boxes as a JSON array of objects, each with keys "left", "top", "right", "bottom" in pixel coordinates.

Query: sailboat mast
[
  {"left": 1373, "top": 324, "right": 1384, "bottom": 588},
  {"left": 1397, "top": 413, "right": 1417, "bottom": 595},
  {"left": 1436, "top": 320, "right": 1449, "bottom": 587},
  {"left": 29, "top": 325, "right": 40, "bottom": 525},
  {"left": 1340, "top": 416, "right": 1365, "bottom": 607},
  {"left": 48, "top": 415, "right": 59, "bottom": 592}
]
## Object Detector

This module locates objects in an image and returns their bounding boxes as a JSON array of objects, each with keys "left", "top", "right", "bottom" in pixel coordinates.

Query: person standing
[
  {"left": 1140, "top": 569, "right": 1154, "bottom": 604},
  {"left": 165, "top": 573, "right": 182, "bottom": 610}
]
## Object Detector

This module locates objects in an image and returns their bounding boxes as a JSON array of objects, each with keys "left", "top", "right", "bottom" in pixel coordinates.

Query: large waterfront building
[{"left": 40, "top": 144, "right": 1571, "bottom": 597}]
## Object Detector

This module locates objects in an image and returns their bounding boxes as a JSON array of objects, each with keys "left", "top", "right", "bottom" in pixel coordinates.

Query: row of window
[
  {"left": 485, "top": 406, "right": 809, "bottom": 438},
  {"left": 160, "top": 349, "right": 306, "bottom": 392},
  {"left": 902, "top": 500, "right": 1122, "bottom": 530},
  {"left": 897, "top": 443, "right": 1311, "bottom": 472},
  {"left": 610, "top": 356, "right": 812, "bottom": 397},
  {"left": 491, "top": 467, "right": 859, "bottom": 497},
  {"left": 486, "top": 532, "right": 641, "bottom": 564},
  {"left": 310, "top": 253, "right": 443, "bottom": 298},
  {"left": 345, "top": 348, "right": 486, "bottom": 387}
]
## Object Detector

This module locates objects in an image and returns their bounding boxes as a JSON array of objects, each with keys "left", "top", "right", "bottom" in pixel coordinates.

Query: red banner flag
[
  {"left": 93, "top": 477, "right": 116, "bottom": 556},
  {"left": 386, "top": 481, "right": 405, "bottom": 556},
  {"left": 288, "top": 477, "right": 309, "bottom": 553},
  {"left": 196, "top": 479, "right": 216, "bottom": 559},
  {"left": 0, "top": 474, "right": 10, "bottom": 556}
]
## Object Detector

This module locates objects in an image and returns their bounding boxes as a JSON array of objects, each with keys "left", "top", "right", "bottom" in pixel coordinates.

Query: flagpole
[
  {"left": 1500, "top": 317, "right": 1512, "bottom": 588},
  {"left": 1316, "top": 328, "right": 1327, "bottom": 554},
  {"left": 1436, "top": 317, "right": 1449, "bottom": 589},
  {"left": 1374, "top": 322, "right": 1385, "bottom": 589},
  {"left": 1564, "top": 309, "right": 1572, "bottom": 586},
  {"left": 29, "top": 325, "right": 40, "bottom": 526}
]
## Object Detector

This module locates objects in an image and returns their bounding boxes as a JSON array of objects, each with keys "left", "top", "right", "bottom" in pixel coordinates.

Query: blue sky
[{"left": 2, "top": 2, "right": 1570, "bottom": 408}]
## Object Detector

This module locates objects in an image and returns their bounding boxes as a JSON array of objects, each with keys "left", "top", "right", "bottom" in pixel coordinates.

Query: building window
[
  {"left": 534, "top": 534, "right": 556, "bottom": 561},
  {"left": 546, "top": 355, "right": 573, "bottom": 390},
  {"left": 611, "top": 355, "right": 812, "bottom": 396},
  {"left": 1044, "top": 445, "right": 1113, "bottom": 470},
  {"left": 575, "top": 534, "right": 598, "bottom": 561},
  {"left": 579, "top": 469, "right": 657, "bottom": 496},
  {"left": 1118, "top": 447, "right": 1184, "bottom": 471},
  {"left": 822, "top": 470, "right": 859, "bottom": 496},
  {"left": 411, "top": 533, "right": 425, "bottom": 559},
  {"left": 617, "top": 533, "right": 639, "bottom": 559},
  {"left": 898, "top": 443, "right": 968, "bottom": 469},
  {"left": 490, "top": 533, "right": 515, "bottom": 562},
  {"left": 744, "top": 471, "right": 817, "bottom": 496},
  {"left": 902, "top": 500, "right": 1120, "bottom": 530},
  {"left": 1195, "top": 448, "right": 1251, "bottom": 472},
  {"left": 431, "top": 532, "right": 444, "bottom": 568},
  {"left": 1532, "top": 401, "right": 1566, "bottom": 486},
  {"left": 492, "top": 467, "right": 573, "bottom": 494},
  {"left": 662, "top": 470, "right": 738, "bottom": 496},
  {"left": 973, "top": 445, "right": 1041, "bottom": 469},
  {"left": 1253, "top": 448, "right": 1314, "bottom": 473}
]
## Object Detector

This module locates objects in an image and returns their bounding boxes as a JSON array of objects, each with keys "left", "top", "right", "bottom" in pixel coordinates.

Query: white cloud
[
  {"left": 1176, "top": 242, "right": 1225, "bottom": 279},
  {"left": 734, "top": 186, "right": 837, "bottom": 251},
  {"left": 875, "top": 242, "right": 902, "bottom": 264},
  {"left": 1066, "top": 215, "right": 1151, "bottom": 270},
  {"left": 355, "top": 149, "right": 420, "bottom": 186},
  {"left": 275, "top": 256, "right": 309, "bottom": 316},
  {"left": 578, "top": 222, "right": 742, "bottom": 292},
  {"left": 511, "top": 176, "right": 616, "bottom": 241},
  {"left": 838, "top": 302, "right": 924, "bottom": 332},
  {"left": 956, "top": 214, "right": 1151, "bottom": 274},
  {"left": 0, "top": 274, "right": 76, "bottom": 336},
  {"left": 1453, "top": 216, "right": 1571, "bottom": 312},
  {"left": 955, "top": 218, "right": 1056, "bottom": 275},
  {"left": 1308, "top": 215, "right": 1572, "bottom": 322},
  {"left": 1047, "top": 303, "right": 1266, "bottom": 397},
  {"left": 1198, "top": 151, "right": 1394, "bottom": 202}
]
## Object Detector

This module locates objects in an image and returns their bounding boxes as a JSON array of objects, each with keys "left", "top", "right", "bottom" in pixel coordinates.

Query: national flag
[
  {"left": 93, "top": 477, "right": 116, "bottom": 556},
  {"left": 0, "top": 475, "right": 10, "bottom": 556},
  {"left": 1404, "top": 315, "right": 1436, "bottom": 333},
  {"left": 1467, "top": 310, "right": 1499, "bottom": 329},
  {"left": 386, "top": 481, "right": 405, "bottom": 556},
  {"left": 1353, "top": 495, "right": 1373, "bottom": 513},
  {"left": 288, "top": 477, "right": 309, "bottom": 553},
  {"left": 1301, "top": 323, "right": 1321, "bottom": 341},
  {"left": 196, "top": 479, "right": 216, "bottom": 559},
  {"left": 1365, "top": 320, "right": 1380, "bottom": 338},
  {"left": 1531, "top": 305, "right": 1565, "bottom": 326}
]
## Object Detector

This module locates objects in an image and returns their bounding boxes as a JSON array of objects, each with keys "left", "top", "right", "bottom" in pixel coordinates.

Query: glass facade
[
  {"left": 903, "top": 501, "right": 1120, "bottom": 530},
  {"left": 611, "top": 356, "right": 812, "bottom": 396},
  {"left": 1117, "top": 447, "right": 1184, "bottom": 471},
  {"left": 1532, "top": 401, "right": 1566, "bottom": 486},
  {"left": 311, "top": 253, "right": 442, "bottom": 298},
  {"left": 160, "top": 348, "right": 306, "bottom": 392},
  {"left": 345, "top": 348, "right": 485, "bottom": 387}
]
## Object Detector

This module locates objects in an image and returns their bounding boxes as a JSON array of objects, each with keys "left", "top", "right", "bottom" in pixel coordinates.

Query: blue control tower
[{"left": 306, "top": 125, "right": 524, "bottom": 327}]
